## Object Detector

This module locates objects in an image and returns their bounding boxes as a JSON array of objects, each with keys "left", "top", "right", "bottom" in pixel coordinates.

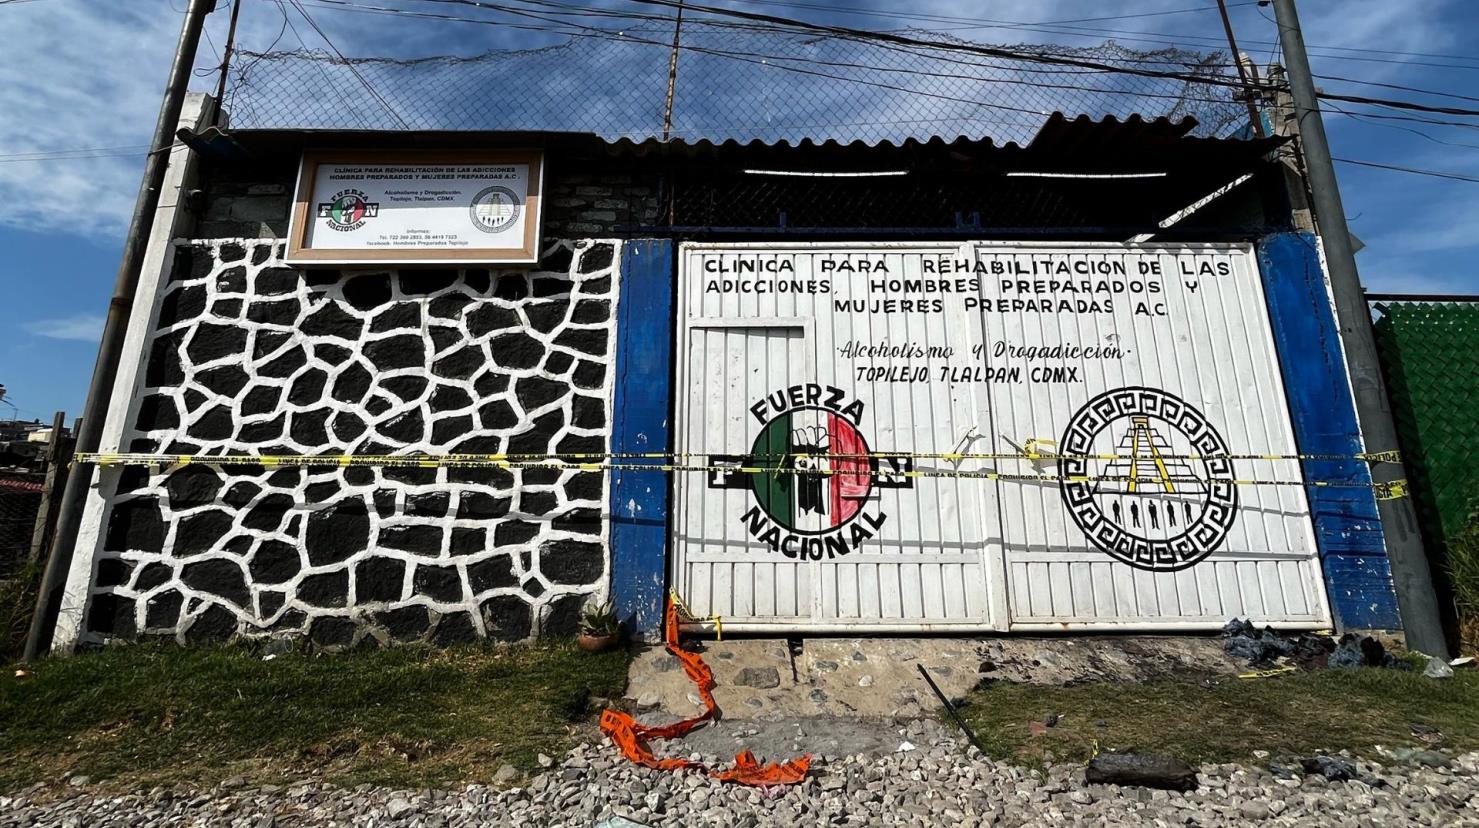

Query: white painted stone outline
[{"left": 54, "top": 94, "right": 213, "bottom": 651}]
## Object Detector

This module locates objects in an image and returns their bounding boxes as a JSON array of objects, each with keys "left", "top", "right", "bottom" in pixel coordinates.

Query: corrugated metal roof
[
  {"left": 1027, "top": 112, "right": 1198, "bottom": 152},
  {"left": 210, "top": 113, "right": 1279, "bottom": 157}
]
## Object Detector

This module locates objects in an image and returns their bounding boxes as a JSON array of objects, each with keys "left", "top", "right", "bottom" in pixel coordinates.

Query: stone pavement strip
[
  {"left": 625, "top": 637, "right": 1247, "bottom": 718},
  {"left": 3, "top": 727, "right": 1476, "bottom": 827}
]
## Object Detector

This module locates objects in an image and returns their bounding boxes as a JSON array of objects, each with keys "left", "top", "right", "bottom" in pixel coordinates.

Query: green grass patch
[
  {"left": 1, "top": 561, "right": 42, "bottom": 662},
  {"left": 1446, "top": 509, "right": 1479, "bottom": 653},
  {"left": 956, "top": 668, "right": 1479, "bottom": 768},
  {"left": 1, "top": 641, "right": 629, "bottom": 792}
]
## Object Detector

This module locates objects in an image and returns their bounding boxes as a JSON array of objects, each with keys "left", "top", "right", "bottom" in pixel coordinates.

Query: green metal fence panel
[{"left": 1373, "top": 301, "right": 1479, "bottom": 557}]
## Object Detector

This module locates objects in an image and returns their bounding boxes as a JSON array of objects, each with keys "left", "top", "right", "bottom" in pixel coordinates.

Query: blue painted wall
[
  {"left": 608, "top": 239, "right": 675, "bottom": 639},
  {"left": 1256, "top": 233, "right": 1401, "bottom": 629}
]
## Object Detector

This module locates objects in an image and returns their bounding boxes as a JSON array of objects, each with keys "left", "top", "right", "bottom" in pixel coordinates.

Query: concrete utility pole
[
  {"left": 1270, "top": 0, "right": 1448, "bottom": 654},
  {"left": 24, "top": 0, "right": 218, "bottom": 660}
]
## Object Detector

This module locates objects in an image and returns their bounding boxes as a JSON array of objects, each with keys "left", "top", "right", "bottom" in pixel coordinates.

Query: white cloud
[
  {"left": 25, "top": 314, "right": 104, "bottom": 341},
  {"left": 0, "top": 2, "right": 178, "bottom": 236},
  {"left": 0, "top": 0, "right": 294, "bottom": 237}
]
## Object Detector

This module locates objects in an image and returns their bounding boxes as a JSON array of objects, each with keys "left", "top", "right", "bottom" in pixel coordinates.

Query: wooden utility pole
[
  {"left": 26, "top": 412, "right": 71, "bottom": 565},
  {"left": 25, "top": 0, "right": 218, "bottom": 661}
]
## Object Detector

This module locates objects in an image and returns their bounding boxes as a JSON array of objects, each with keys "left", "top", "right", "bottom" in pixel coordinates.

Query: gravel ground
[{"left": 4, "top": 722, "right": 1477, "bottom": 828}]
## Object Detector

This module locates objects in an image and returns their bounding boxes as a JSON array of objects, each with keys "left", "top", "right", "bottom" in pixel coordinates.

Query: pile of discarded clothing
[{"left": 1220, "top": 618, "right": 1409, "bottom": 671}]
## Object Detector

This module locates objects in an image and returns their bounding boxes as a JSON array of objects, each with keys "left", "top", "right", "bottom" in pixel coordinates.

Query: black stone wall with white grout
[{"left": 86, "top": 233, "right": 625, "bottom": 648}]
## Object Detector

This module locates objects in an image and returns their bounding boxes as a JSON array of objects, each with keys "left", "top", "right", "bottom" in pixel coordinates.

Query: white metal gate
[{"left": 672, "top": 242, "right": 1332, "bottom": 633}]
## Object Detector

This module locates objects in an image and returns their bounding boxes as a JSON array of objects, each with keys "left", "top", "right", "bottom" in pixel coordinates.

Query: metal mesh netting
[
  {"left": 224, "top": 23, "right": 1249, "bottom": 144},
  {"left": 0, "top": 476, "right": 40, "bottom": 578},
  {"left": 1373, "top": 302, "right": 1479, "bottom": 552},
  {"left": 664, "top": 171, "right": 1105, "bottom": 231}
]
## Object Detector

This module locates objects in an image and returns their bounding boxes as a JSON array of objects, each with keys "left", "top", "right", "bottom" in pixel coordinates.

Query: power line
[
  {"left": 239, "top": 0, "right": 1479, "bottom": 188},
  {"left": 1325, "top": 103, "right": 1479, "bottom": 151},
  {"left": 283, "top": 5, "right": 1252, "bottom": 118},
  {"left": 1319, "top": 91, "right": 1479, "bottom": 119},
  {"left": 1314, "top": 73, "right": 1479, "bottom": 106},
  {"left": 269, "top": 0, "right": 1479, "bottom": 146},
  {"left": 298, "top": 0, "right": 592, "bottom": 35},
  {"left": 723, "top": 0, "right": 1479, "bottom": 70},
  {"left": 1336, "top": 157, "right": 1479, "bottom": 185},
  {"left": 273, "top": 0, "right": 379, "bottom": 128},
  {"left": 0, "top": 144, "right": 169, "bottom": 164},
  {"left": 709, "top": 0, "right": 1479, "bottom": 67},
  {"left": 285, "top": 0, "right": 412, "bottom": 128},
  {"left": 705, "top": 0, "right": 1259, "bottom": 31},
  {"left": 393, "top": 0, "right": 1258, "bottom": 91},
  {"left": 616, "top": 0, "right": 1479, "bottom": 121}
]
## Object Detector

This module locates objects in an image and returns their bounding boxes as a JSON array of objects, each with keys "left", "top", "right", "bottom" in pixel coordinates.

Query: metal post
[
  {"left": 212, "top": 0, "right": 244, "bottom": 121},
  {"left": 1271, "top": 0, "right": 1448, "bottom": 654},
  {"left": 23, "top": 0, "right": 217, "bottom": 661},
  {"left": 26, "top": 412, "right": 69, "bottom": 564},
  {"left": 661, "top": 0, "right": 685, "bottom": 142},
  {"left": 1214, "top": 0, "right": 1265, "bottom": 138}
]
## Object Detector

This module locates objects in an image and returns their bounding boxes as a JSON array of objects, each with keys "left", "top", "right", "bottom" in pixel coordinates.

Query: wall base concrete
[{"left": 625, "top": 636, "right": 1247, "bottom": 720}]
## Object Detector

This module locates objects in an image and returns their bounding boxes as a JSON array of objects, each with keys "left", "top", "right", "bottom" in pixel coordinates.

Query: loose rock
[
  {"left": 1085, "top": 752, "right": 1199, "bottom": 791},
  {"left": 3, "top": 743, "right": 1475, "bottom": 827}
]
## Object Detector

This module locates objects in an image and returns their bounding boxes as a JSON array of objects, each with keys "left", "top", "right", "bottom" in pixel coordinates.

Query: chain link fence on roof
[{"left": 224, "top": 22, "right": 1251, "bottom": 144}]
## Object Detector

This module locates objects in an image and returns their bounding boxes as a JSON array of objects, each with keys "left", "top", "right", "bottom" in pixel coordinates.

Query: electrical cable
[
  {"left": 1324, "top": 102, "right": 1479, "bottom": 149},
  {"left": 228, "top": 0, "right": 292, "bottom": 112},
  {"left": 709, "top": 0, "right": 1261, "bottom": 31},
  {"left": 272, "top": 0, "right": 378, "bottom": 129},
  {"left": 614, "top": 0, "right": 1479, "bottom": 118},
  {"left": 281, "top": 5, "right": 1255, "bottom": 124},
  {"left": 690, "top": 0, "right": 1479, "bottom": 69},
  {"left": 1334, "top": 157, "right": 1479, "bottom": 185},
  {"left": 285, "top": 0, "right": 412, "bottom": 128},
  {"left": 1317, "top": 91, "right": 1479, "bottom": 119},
  {"left": 1313, "top": 73, "right": 1479, "bottom": 106},
  {"left": 342, "top": 0, "right": 1261, "bottom": 92}
]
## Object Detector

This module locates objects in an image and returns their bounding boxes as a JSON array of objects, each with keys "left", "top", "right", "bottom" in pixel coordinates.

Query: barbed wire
[{"left": 224, "top": 22, "right": 1250, "bottom": 144}]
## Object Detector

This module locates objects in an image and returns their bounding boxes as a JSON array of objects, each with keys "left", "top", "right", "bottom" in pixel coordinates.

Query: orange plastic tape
[{"left": 599, "top": 600, "right": 810, "bottom": 786}]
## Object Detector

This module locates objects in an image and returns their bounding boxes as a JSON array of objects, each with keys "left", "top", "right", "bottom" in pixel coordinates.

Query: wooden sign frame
[{"left": 286, "top": 150, "right": 544, "bottom": 266}]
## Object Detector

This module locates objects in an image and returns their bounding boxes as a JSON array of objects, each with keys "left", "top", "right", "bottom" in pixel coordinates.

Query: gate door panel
[
  {"left": 672, "top": 244, "right": 1006, "bottom": 632},
  {"left": 968, "top": 243, "right": 1331, "bottom": 630}
]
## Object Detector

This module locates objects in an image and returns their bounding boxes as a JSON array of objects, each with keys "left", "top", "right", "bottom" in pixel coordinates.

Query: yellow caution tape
[
  {"left": 1375, "top": 479, "right": 1409, "bottom": 501},
  {"left": 73, "top": 452, "right": 1410, "bottom": 495},
  {"left": 669, "top": 589, "right": 722, "bottom": 639},
  {"left": 1237, "top": 666, "right": 1298, "bottom": 680},
  {"left": 75, "top": 446, "right": 1396, "bottom": 467},
  {"left": 75, "top": 446, "right": 1399, "bottom": 465}
]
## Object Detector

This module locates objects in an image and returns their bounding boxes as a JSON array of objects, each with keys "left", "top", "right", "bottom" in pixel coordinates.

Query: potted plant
[{"left": 578, "top": 598, "right": 621, "bottom": 653}]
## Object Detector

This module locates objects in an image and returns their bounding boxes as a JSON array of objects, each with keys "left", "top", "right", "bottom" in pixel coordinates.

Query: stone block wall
[{"left": 84, "top": 237, "right": 623, "bottom": 647}]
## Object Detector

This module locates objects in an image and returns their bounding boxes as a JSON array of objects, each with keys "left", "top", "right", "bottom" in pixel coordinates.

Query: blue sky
[{"left": 0, "top": 0, "right": 1475, "bottom": 420}]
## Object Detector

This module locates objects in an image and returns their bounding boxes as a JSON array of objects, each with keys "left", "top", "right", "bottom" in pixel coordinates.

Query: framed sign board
[{"left": 286, "top": 150, "right": 544, "bottom": 265}]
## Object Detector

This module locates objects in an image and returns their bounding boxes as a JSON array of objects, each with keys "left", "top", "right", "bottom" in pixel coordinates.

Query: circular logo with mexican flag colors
[
  {"left": 707, "top": 384, "right": 914, "bottom": 560},
  {"left": 747, "top": 406, "right": 874, "bottom": 536},
  {"left": 317, "top": 189, "right": 379, "bottom": 232}
]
